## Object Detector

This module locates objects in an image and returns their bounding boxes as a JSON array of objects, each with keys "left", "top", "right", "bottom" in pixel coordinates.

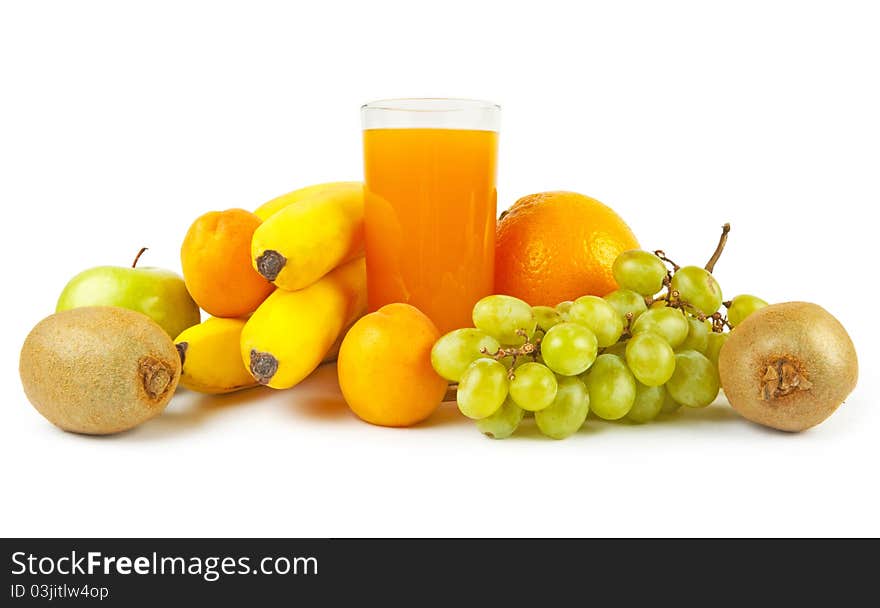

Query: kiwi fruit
[
  {"left": 718, "top": 301, "right": 857, "bottom": 432},
  {"left": 19, "top": 306, "right": 181, "bottom": 435}
]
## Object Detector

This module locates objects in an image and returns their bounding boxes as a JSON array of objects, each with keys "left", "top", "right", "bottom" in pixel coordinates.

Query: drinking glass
[{"left": 361, "top": 98, "right": 500, "bottom": 333}]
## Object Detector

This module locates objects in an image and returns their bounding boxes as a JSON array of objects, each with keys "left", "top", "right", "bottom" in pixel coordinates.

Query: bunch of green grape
[{"left": 430, "top": 226, "right": 769, "bottom": 439}]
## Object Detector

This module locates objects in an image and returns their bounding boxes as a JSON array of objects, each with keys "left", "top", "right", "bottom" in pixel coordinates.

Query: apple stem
[{"left": 132, "top": 247, "right": 148, "bottom": 268}]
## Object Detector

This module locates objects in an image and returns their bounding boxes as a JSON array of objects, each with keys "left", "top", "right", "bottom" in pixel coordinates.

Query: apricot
[
  {"left": 338, "top": 303, "right": 448, "bottom": 427},
  {"left": 181, "top": 209, "right": 274, "bottom": 318}
]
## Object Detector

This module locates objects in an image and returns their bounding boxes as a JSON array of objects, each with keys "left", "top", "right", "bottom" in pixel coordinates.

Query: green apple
[{"left": 57, "top": 248, "right": 201, "bottom": 339}]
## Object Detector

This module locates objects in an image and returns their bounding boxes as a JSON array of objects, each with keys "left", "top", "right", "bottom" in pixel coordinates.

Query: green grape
[
  {"left": 568, "top": 295, "right": 624, "bottom": 347},
  {"left": 431, "top": 328, "right": 501, "bottom": 382},
  {"left": 631, "top": 306, "right": 689, "bottom": 348},
  {"left": 603, "top": 340, "right": 628, "bottom": 357},
  {"left": 472, "top": 294, "right": 537, "bottom": 345},
  {"left": 612, "top": 250, "right": 668, "bottom": 296},
  {"left": 726, "top": 294, "right": 768, "bottom": 328},
  {"left": 532, "top": 306, "right": 562, "bottom": 333},
  {"left": 704, "top": 331, "right": 728, "bottom": 367},
  {"left": 677, "top": 316, "right": 710, "bottom": 353},
  {"left": 581, "top": 354, "right": 636, "bottom": 420},
  {"left": 476, "top": 396, "right": 525, "bottom": 439},
  {"left": 509, "top": 362, "right": 558, "bottom": 411},
  {"left": 457, "top": 358, "right": 509, "bottom": 419},
  {"left": 627, "top": 382, "right": 666, "bottom": 423},
  {"left": 532, "top": 306, "right": 562, "bottom": 332},
  {"left": 625, "top": 332, "right": 675, "bottom": 386},
  {"left": 556, "top": 300, "right": 574, "bottom": 320},
  {"left": 541, "top": 322, "right": 598, "bottom": 376},
  {"left": 660, "top": 390, "right": 682, "bottom": 414},
  {"left": 666, "top": 350, "right": 720, "bottom": 408},
  {"left": 535, "top": 376, "right": 589, "bottom": 439},
  {"left": 604, "top": 289, "right": 648, "bottom": 323},
  {"left": 670, "top": 266, "right": 723, "bottom": 315}
]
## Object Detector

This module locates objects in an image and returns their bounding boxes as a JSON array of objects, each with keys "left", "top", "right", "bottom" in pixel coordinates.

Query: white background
[{"left": 1, "top": 1, "right": 877, "bottom": 537}]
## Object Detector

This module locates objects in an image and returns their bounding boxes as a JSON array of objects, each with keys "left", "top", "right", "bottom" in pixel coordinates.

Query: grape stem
[
  {"left": 620, "top": 312, "right": 635, "bottom": 340},
  {"left": 709, "top": 311, "right": 732, "bottom": 333},
  {"left": 704, "top": 223, "right": 731, "bottom": 273},
  {"left": 479, "top": 329, "right": 540, "bottom": 380},
  {"left": 646, "top": 289, "right": 678, "bottom": 309},
  {"left": 654, "top": 250, "right": 680, "bottom": 272}
]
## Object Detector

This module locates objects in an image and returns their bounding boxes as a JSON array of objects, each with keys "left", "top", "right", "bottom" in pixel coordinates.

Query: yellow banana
[
  {"left": 253, "top": 181, "right": 361, "bottom": 221},
  {"left": 241, "top": 257, "right": 367, "bottom": 389},
  {"left": 251, "top": 182, "right": 364, "bottom": 291},
  {"left": 175, "top": 317, "right": 259, "bottom": 394}
]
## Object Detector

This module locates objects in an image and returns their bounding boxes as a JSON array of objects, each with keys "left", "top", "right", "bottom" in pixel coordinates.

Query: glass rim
[{"left": 361, "top": 98, "right": 501, "bottom": 113}]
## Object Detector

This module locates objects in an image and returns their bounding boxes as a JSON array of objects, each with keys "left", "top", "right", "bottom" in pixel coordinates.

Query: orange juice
[{"left": 363, "top": 127, "right": 498, "bottom": 333}]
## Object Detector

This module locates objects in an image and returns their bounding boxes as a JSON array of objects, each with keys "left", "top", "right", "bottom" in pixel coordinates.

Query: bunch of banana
[{"left": 175, "top": 182, "right": 367, "bottom": 394}]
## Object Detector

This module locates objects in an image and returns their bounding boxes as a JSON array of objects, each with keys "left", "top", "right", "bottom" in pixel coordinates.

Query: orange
[
  {"left": 495, "top": 192, "right": 639, "bottom": 306},
  {"left": 337, "top": 303, "right": 448, "bottom": 427},
  {"left": 181, "top": 209, "right": 274, "bottom": 318}
]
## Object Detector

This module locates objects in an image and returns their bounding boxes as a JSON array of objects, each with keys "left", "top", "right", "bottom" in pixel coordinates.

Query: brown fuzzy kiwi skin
[
  {"left": 19, "top": 306, "right": 181, "bottom": 435},
  {"left": 718, "top": 301, "right": 858, "bottom": 432}
]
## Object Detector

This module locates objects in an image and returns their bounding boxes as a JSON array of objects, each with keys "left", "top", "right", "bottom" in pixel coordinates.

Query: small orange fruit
[
  {"left": 495, "top": 191, "right": 639, "bottom": 306},
  {"left": 181, "top": 209, "right": 274, "bottom": 318},
  {"left": 338, "top": 303, "right": 448, "bottom": 427}
]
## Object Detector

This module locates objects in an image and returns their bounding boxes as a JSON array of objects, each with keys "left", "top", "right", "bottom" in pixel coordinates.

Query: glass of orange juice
[{"left": 361, "top": 98, "right": 500, "bottom": 333}]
